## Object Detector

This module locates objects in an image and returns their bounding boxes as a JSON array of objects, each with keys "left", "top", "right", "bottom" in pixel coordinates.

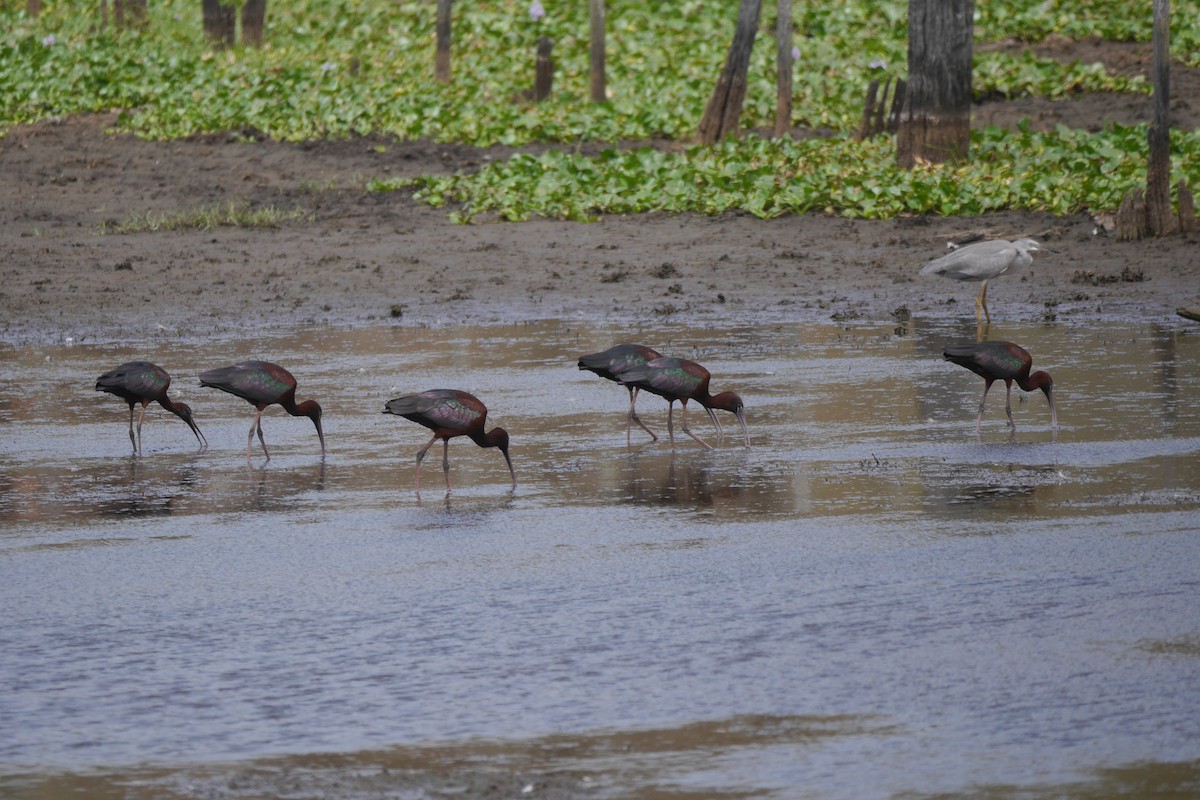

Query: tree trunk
[
  {"left": 241, "top": 0, "right": 267, "bottom": 47},
  {"left": 897, "top": 0, "right": 974, "bottom": 167},
  {"left": 113, "top": 0, "right": 147, "bottom": 27},
  {"left": 698, "top": 0, "right": 763, "bottom": 144},
  {"left": 1146, "top": 0, "right": 1173, "bottom": 235},
  {"left": 202, "top": 0, "right": 236, "bottom": 47},
  {"left": 775, "top": 0, "right": 793, "bottom": 138},
  {"left": 27, "top": 0, "right": 40, "bottom": 18},
  {"left": 589, "top": 0, "right": 606, "bottom": 102},
  {"left": 435, "top": 0, "right": 452, "bottom": 84},
  {"left": 534, "top": 36, "right": 555, "bottom": 102}
]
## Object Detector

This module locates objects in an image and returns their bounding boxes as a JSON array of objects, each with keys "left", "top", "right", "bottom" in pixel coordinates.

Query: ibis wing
[
  {"left": 944, "top": 342, "right": 1028, "bottom": 380},
  {"left": 385, "top": 390, "right": 485, "bottom": 432},
  {"left": 578, "top": 344, "right": 661, "bottom": 379},
  {"left": 621, "top": 359, "right": 704, "bottom": 399},
  {"left": 97, "top": 361, "right": 169, "bottom": 399},
  {"left": 199, "top": 361, "right": 294, "bottom": 404}
]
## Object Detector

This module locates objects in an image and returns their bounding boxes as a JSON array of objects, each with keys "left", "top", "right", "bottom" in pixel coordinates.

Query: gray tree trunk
[
  {"left": 897, "top": 0, "right": 974, "bottom": 167},
  {"left": 435, "top": 0, "right": 452, "bottom": 83},
  {"left": 1146, "top": 0, "right": 1172, "bottom": 235},
  {"left": 241, "top": 0, "right": 267, "bottom": 47},
  {"left": 775, "top": 0, "right": 793, "bottom": 137},
  {"left": 697, "top": 0, "right": 763, "bottom": 145},
  {"left": 589, "top": 0, "right": 606, "bottom": 103},
  {"left": 202, "top": 0, "right": 236, "bottom": 46}
]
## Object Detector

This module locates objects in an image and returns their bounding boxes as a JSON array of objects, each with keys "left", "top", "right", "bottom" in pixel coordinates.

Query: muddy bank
[{"left": 2, "top": 113, "right": 1198, "bottom": 345}]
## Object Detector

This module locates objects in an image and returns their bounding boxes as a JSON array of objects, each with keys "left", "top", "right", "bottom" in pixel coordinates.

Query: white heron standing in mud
[{"left": 919, "top": 238, "right": 1057, "bottom": 325}]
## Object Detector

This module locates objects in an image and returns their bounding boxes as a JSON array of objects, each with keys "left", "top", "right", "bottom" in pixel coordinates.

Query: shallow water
[{"left": 2, "top": 317, "right": 1199, "bottom": 799}]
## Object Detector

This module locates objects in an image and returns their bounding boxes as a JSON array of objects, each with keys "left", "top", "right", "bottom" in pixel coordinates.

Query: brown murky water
[{"left": 2, "top": 318, "right": 1199, "bottom": 799}]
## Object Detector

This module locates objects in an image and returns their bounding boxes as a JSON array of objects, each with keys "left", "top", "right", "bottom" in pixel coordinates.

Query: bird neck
[
  {"left": 157, "top": 395, "right": 187, "bottom": 418},
  {"left": 1018, "top": 371, "right": 1051, "bottom": 393},
  {"left": 282, "top": 396, "right": 314, "bottom": 418},
  {"left": 704, "top": 391, "right": 741, "bottom": 413},
  {"left": 471, "top": 427, "right": 505, "bottom": 449}
]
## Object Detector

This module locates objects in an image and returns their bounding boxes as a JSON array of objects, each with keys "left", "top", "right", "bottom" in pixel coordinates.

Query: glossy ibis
[
  {"left": 618, "top": 357, "right": 748, "bottom": 449},
  {"left": 919, "top": 238, "right": 1056, "bottom": 324},
  {"left": 199, "top": 360, "right": 325, "bottom": 459},
  {"left": 95, "top": 361, "right": 206, "bottom": 453},
  {"left": 943, "top": 341, "right": 1057, "bottom": 432},
  {"left": 578, "top": 343, "right": 663, "bottom": 443},
  {"left": 383, "top": 389, "right": 515, "bottom": 494}
]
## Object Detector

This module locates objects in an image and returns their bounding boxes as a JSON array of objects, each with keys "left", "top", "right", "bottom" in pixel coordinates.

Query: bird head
[
  {"left": 486, "top": 427, "right": 516, "bottom": 490},
  {"left": 298, "top": 399, "right": 325, "bottom": 453},
  {"left": 1014, "top": 238, "right": 1059, "bottom": 255},
  {"left": 1030, "top": 371, "right": 1056, "bottom": 427},
  {"left": 174, "top": 402, "right": 208, "bottom": 448},
  {"left": 710, "top": 391, "right": 750, "bottom": 447}
]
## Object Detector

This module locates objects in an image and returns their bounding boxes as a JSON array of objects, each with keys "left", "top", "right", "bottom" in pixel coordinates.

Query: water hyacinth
[{"left": 528, "top": 0, "right": 545, "bottom": 22}]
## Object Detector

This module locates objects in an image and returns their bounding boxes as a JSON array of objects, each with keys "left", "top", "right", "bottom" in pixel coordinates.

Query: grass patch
[{"left": 101, "top": 200, "right": 313, "bottom": 234}]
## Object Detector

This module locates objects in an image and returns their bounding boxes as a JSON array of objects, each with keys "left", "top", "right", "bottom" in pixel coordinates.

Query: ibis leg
[
  {"left": 1004, "top": 379, "right": 1015, "bottom": 429},
  {"left": 442, "top": 438, "right": 452, "bottom": 493},
  {"left": 126, "top": 403, "right": 138, "bottom": 453},
  {"left": 680, "top": 401, "right": 714, "bottom": 450},
  {"left": 247, "top": 408, "right": 269, "bottom": 460},
  {"left": 135, "top": 403, "right": 149, "bottom": 454},
  {"left": 976, "top": 379, "right": 995, "bottom": 434},
  {"left": 414, "top": 433, "right": 439, "bottom": 494},
  {"left": 666, "top": 400, "right": 676, "bottom": 448},
  {"left": 627, "top": 386, "right": 657, "bottom": 443}
]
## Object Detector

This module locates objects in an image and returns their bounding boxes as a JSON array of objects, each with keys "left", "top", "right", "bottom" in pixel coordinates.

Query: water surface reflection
[{"left": 2, "top": 318, "right": 1199, "bottom": 799}]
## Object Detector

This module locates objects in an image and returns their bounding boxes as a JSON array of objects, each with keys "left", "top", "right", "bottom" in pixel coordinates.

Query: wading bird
[
  {"left": 199, "top": 360, "right": 325, "bottom": 459},
  {"left": 943, "top": 341, "right": 1057, "bottom": 433},
  {"left": 95, "top": 361, "right": 207, "bottom": 453},
  {"left": 383, "top": 389, "right": 515, "bottom": 494},
  {"left": 577, "top": 343, "right": 663, "bottom": 443},
  {"left": 618, "top": 357, "right": 748, "bottom": 450},
  {"left": 919, "top": 238, "right": 1056, "bottom": 324}
]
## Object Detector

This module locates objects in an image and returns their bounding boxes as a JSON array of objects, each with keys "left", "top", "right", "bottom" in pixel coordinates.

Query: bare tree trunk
[
  {"left": 241, "top": 0, "right": 267, "bottom": 47},
  {"left": 1146, "top": 0, "right": 1173, "bottom": 235},
  {"left": 534, "top": 36, "right": 555, "bottom": 102},
  {"left": 435, "top": 0, "right": 452, "bottom": 84},
  {"left": 27, "top": 0, "right": 40, "bottom": 18},
  {"left": 203, "top": 0, "right": 236, "bottom": 47},
  {"left": 113, "top": 0, "right": 146, "bottom": 27},
  {"left": 897, "top": 0, "right": 974, "bottom": 167},
  {"left": 100, "top": 0, "right": 108, "bottom": 28},
  {"left": 589, "top": 0, "right": 606, "bottom": 102},
  {"left": 698, "top": 0, "right": 763, "bottom": 144},
  {"left": 775, "top": 0, "right": 793, "bottom": 137}
]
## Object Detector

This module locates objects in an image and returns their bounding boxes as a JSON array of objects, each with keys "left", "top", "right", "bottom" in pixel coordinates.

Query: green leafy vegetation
[
  {"left": 379, "top": 125, "right": 1200, "bottom": 221},
  {"left": 2, "top": 0, "right": 1199, "bottom": 220}
]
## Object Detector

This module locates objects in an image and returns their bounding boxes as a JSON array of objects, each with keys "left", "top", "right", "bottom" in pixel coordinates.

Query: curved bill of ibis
[
  {"left": 705, "top": 406, "right": 723, "bottom": 438},
  {"left": 187, "top": 417, "right": 208, "bottom": 449},
  {"left": 1045, "top": 386, "right": 1057, "bottom": 429},
  {"left": 501, "top": 449, "right": 516, "bottom": 491},
  {"left": 313, "top": 417, "right": 326, "bottom": 454},
  {"left": 735, "top": 406, "right": 750, "bottom": 447}
]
